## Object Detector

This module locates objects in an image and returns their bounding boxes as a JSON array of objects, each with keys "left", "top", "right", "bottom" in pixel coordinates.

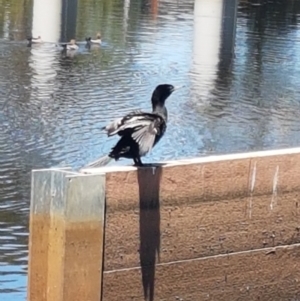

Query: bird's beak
[{"left": 172, "top": 85, "right": 185, "bottom": 92}]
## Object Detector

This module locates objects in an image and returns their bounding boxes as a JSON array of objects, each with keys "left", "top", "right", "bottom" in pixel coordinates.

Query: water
[{"left": 1, "top": 0, "right": 300, "bottom": 299}]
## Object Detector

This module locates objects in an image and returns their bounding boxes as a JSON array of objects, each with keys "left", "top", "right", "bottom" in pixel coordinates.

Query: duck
[
  {"left": 27, "top": 36, "right": 42, "bottom": 46},
  {"left": 62, "top": 39, "right": 79, "bottom": 51},
  {"left": 85, "top": 32, "right": 101, "bottom": 44},
  {"left": 27, "top": 36, "right": 42, "bottom": 43},
  {"left": 83, "top": 84, "right": 181, "bottom": 168}
]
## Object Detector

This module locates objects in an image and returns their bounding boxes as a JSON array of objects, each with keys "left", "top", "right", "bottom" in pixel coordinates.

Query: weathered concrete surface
[
  {"left": 28, "top": 169, "right": 54, "bottom": 301},
  {"left": 46, "top": 147, "right": 300, "bottom": 300},
  {"left": 103, "top": 244, "right": 300, "bottom": 301},
  {"left": 86, "top": 148, "right": 300, "bottom": 300},
  {"left": 28, "top": 170, "right": 105, "bottom": 301},
  {"left": 102, "top": 151, "right": 300, "bottom": 271},
  {"left": 103, "top": 192, "right": 300, "bottom": 271}
]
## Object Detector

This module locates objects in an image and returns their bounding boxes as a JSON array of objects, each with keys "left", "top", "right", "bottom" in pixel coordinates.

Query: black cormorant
[{"left": 84, "top": 84, "right": 181, "bottom": 168}]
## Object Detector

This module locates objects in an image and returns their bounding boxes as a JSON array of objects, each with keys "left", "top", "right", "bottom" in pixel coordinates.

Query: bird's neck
[{"left": 152, "top": 104, "right": 168, "bottom": 120}]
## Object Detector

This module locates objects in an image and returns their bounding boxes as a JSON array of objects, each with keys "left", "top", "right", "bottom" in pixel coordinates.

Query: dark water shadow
[
  {"left": 209, "top": 0, "right": 237, "bottom": 113},
  {"left": 137, "top": 165, "right": 162, "bottom": 301}
]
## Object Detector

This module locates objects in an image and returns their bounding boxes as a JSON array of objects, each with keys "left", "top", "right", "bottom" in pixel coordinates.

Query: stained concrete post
[{"left": 27, "top": 168, "right": 105, "bottom": 301}]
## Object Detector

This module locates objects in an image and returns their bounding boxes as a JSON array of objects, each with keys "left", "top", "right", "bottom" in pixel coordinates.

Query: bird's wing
[
  {"left": 103, "top": 117, "right": 124, "bottom": 136},
  {"left": 103, "top": 111, "right": 148, "bottom": 136},
  {"left": 104, "top": 112, "right": 164, "bottom": 155},
  {"left": 131, "top": 117, "right": 162, "bottom": 155}
]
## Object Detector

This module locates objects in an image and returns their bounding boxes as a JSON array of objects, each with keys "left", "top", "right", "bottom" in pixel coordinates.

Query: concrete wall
[{"left": 82, "top": 148, "right": 300, "bottom": 301}]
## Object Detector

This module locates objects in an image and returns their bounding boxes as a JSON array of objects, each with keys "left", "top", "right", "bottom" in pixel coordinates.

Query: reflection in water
[
  {"left": 2, "top": 0, "right": 300, "bottom": 300},
  {"left": 123, "top": 0, "right": 130, "bottom": 35},
  {"left": 191, "top": 0, "right": 224, "bottom": 100},
  {"left": 60, "top": 0, "right": 78, "bottom": 42},
  {"left": 191, "top": 0, "right": 237, "bottom": 100}
]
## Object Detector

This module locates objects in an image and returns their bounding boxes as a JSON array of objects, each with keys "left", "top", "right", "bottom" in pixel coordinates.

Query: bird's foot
[{"left": 133, "top": 158, "right": 143, "bottom": 167}]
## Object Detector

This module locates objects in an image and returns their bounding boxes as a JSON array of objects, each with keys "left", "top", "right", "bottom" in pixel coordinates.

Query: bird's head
[{"left": 151, "top": 84, "right": 183, "bottom": 107}]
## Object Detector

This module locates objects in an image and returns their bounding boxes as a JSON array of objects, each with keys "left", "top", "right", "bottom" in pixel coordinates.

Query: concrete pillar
[
  {"left": 27, "top": 168, "right": 105, "bottom": 301},
  {"left": 32, "top": 0, "right": 62, "bottom": 43},
  {"left": 32, "top": 0, "right": 78, "bottom": 43}
]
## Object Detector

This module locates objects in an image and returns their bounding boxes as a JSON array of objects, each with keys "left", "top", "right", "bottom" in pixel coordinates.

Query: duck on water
[
  {"left": 61, "top": 39, "right": 79, "bottom": 51},
  {"left": 85, "top": 32, "right": 102, "bottom": 45},
  {"left": 83, "top": 84, "right": 182, "bottom": 168},
  {"left": 27, "top": 36, "right": 42, "bottom": 46}
]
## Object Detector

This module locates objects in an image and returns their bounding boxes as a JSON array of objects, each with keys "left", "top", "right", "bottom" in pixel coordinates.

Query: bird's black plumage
[{"left": 84, "top": 84, "right": 179, "bottom": 168}]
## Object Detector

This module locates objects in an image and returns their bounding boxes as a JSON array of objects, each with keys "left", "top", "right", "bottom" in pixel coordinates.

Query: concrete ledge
[{"left": 81, "top": 146, "right": 300, "bottom": 173}]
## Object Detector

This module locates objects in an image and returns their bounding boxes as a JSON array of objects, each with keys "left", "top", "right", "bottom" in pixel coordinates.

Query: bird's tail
[{"left": 83, "top": 155, "right": 113, "bottom": 169}]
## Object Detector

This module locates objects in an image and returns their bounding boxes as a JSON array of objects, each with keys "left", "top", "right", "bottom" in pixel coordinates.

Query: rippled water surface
[{"left": 1, "top": 0, "right": 300, "bottom": 299}]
